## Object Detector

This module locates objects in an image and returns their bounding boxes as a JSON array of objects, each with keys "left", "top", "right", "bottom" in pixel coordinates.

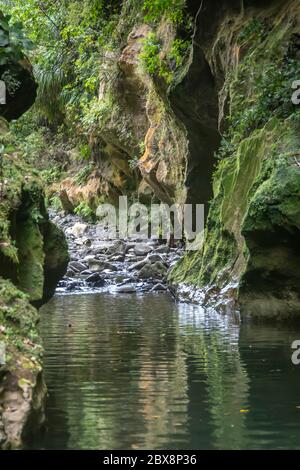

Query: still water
[{"left": 30, "top": 293, "right": 300, "bottom": 450}]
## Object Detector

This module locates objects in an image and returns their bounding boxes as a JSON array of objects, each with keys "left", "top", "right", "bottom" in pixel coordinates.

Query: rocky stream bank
[{"left": 50, "top": 211, "right": 184, "bottom": 297}]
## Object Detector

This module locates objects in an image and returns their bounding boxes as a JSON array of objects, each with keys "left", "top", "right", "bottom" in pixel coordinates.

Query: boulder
[
  {"left": 106, "top": 240, "right": 127, "bottom": 255},
  {"left": 147, "top": 253, "right": 164, "bottom": 263},
  {"left": 65, "top": 223, "right": 88, "bottom": 238},
  {"left": 139, "top": 262, "right": 167, "bottom": 280},
  {"left": 68, "top": 261, "right": 87, "bottom": 272},
  {"left": 85, "top": 272, "right": 105, "bottom": 287},
  {"left": 116, "top": 284, "right": 137, "bottom": 293},
  {"left": 134, "top": 243, "right": 152, "bottom": 256},
  {"left": 128, "top": 259, "right": 149, "bottom": 271}
]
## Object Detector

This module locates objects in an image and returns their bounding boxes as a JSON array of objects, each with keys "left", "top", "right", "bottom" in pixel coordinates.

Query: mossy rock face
[
  {"left": 0, "top": 279, "right": 45, "bottom": 449},
  {"left": 170, "top": 0, "right": 300, "bottom": 318},
  {"left": 239, "top": 130, "right": 300, "bottom": 318},
  {"left": 172, "top": 120, "right": 300, "bottom": 318},
  {"left": 0, "top": 60, "right": 37, "bottom": 121},
  {"left": 0, "top": 153, "right": 69, "bottom": 306},
  {"left": 0, "top": 131, "right": 67, "bottom": 448},
  {"left": 42, "top": 221, "right": 69, "bottom": 306},
  {"left": 0, "top": 9, "right": 37, "bottom": 122}
]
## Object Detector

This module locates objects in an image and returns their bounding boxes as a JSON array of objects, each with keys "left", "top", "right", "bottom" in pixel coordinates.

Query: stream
[{"left": 29, "top": 292, "right": 300, "bottom": 450}]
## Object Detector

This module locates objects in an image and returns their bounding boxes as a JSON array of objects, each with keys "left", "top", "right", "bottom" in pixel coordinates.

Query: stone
[
  {"left": 83, "top": 255, "right": 98, "bottom": 263},
  {"left": 116, "top": 284, "right": 137, "bottom": 293},
  {"left": 59, "top": 188, "right": 74, "bottom": 213},
  {"left": 102, "top": 263, "right": 119, "bottom": 272},
  {"left": 65, "top": 222, "right": 88, "bottom": 238},
  {"left": 139, "top": 262, "right": 167, "bottom": 279},
  {"left": 109, "top": 253, "right": 125, "bottom": 262},
  {"left": 69, "top": 261, "right": 87, "bottom": 272},
  {"left": 134, "top": 243, "right": 152, "bottom": 256},
  {"left": 85, "top": 273, "right": 105, "bottom": 287},
  {"left": 88, "top": 260, "right": 106, "bottom": 272},
  {"left": 150, "top": 283, "right": 167, "bottom": 292},
  {"left": 66, "top": 269, "right": 76, "bottom": 278},
  {"left": 66, "top": 281, "right": 80, "bottom": 291},
  {"left": 106, "top": 240, "right": 127, "bottom": 255},
  {"left": 154, "top": 245, "right": 170, "bottom": 254},
  {"left": 81, "top": 269, "right": 93, "bottom": 276},
  {"left": 128, "top": 259, "right": 149, "bottom": 271},
  {"left": 147, "top": 253, "right": 164, "bottom": 263}
]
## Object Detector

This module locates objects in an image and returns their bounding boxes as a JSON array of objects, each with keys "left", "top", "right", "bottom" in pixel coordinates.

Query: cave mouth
[{"left": 169, "top": 31, "right": 221, "bottom": 216}]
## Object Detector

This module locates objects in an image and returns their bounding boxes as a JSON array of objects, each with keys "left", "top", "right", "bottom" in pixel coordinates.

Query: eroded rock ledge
[
  {"left": 0, "top": 30, "right": 68, "bottom": 447},
  {"left": 0, "top": 143, "right": 69, "bottom": 448}
]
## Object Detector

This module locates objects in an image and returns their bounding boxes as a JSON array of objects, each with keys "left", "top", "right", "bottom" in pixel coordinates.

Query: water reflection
[{"left": 29, "top": 293, "right": 300, "bottom": 450}]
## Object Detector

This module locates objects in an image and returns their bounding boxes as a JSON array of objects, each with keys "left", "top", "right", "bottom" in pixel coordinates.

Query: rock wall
[
  {"left": 170, "top": 0, "right": 300, "bottom": 319},
  {"left": 0, "top": 136, "right": 69, "bottom": 447},
  {"left": 0, "top": 34, "right": 68, "bottom": 447},
  {"left": 85, "top": 0, "right": 300, "bottom": 318}
]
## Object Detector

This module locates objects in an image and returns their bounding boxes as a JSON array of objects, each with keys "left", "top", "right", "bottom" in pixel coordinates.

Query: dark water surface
[{"left": 30, "top": 293, "right": 300, "bottom": 450}]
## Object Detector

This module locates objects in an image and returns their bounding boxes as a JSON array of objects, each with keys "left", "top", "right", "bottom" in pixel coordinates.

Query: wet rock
[
  {"left": 128, "top": 259, "right": 149, "bottom": 271},
  {"left": 109, "top": 253, "right": 125, "bottom": 262},
  {"left": 51, "top": 211, "right": 184, "bottom": 295},
  {"left": 66, "top": 223, "right": 88, "bottom": 238},
  {"left": 86, "top": 273, "right": 105, "bottom": 287},
  {"left": 139, "top": 262, "right": 167, "bottom": 279},
  {"left": 66, "top": 269, "right": 76, "bottom": 277},
  {"left": 69, "top": 261, "right": 87, "bottom": 272},
  {"left": 150, "top": 283, "right": 167, "bottom": 292},
  {"left": 107, "top": 240, "right": 127, "bottom": 255},
  {"left": 102, "top": 263, "right": 119, "bottom": 272},
  {"left": 75, "top": 237, "right": 92, "bottom": 246},
  {"left": 154, "top": 245, "right": 169, "bottom": 254},
  {"left": 116, "top": 284, "right": 137, "bottom": 293},
  {"left": 81, "top": 269, "right": 93, "bottom": 276},
  {"left": 66, "top": 281, "right": 80, "bottom": 291},
  {"left": 88, "top": 260, "right": 105, "bottom": 272},
  {"left": 134, "top": 244, "right": 152, "bottom": 256},
  {"left": 147, "top": 253, "right": 164, "bottom": 263}
]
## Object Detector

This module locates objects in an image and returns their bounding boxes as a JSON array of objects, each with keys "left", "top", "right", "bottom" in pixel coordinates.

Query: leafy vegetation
[
  {"left": 0, "top": 0, "right": 120, "bottom": 132},
  {"left": 74, "top": 201, "right": 95, "bottom": 222},
  {"left": 140, "top": 33, "right": 190, "bottom": 84},
  {"left": 217, "top": 20, "right": 300, "bottom": 159},
  {"left": 142, "top": 0, "right": 186, "bottom": 24}
]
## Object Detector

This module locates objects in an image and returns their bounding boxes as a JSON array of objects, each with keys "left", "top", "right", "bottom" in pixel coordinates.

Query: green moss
[
  {"left": 0, "top": 132, "right": 68, "bottom": 304},
  {"left": 172, "top": 10, "right": 300, "bottom": 309},
  {"left": 171, "top": 116, "right": 298, "bottom": 293},
  {"left": 16, "top": 218, "right": 44, "bottom": 302},
  {"left": 0, "top": 279, "right": 42, "bottom": 362}
]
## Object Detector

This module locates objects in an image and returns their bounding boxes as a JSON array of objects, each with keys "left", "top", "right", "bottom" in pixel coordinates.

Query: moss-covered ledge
[
  {"left": 0, "top": 142, "right": 69, "bottom": 306},
  {"left": 170, "top": 118, "right": 300, "bottom": 319},
  {"left": 0, "top": 279, "right": 45, "bottom": 449},
  {"left": 0, "top": 122, "right": 69, "bottom": 448}
]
